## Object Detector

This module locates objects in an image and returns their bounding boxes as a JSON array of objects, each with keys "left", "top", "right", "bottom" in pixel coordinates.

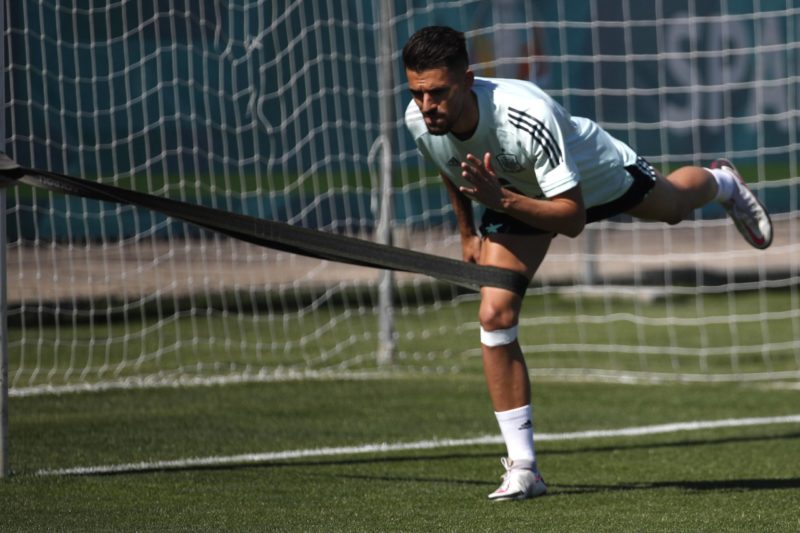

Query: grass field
[
  {"left": 5, "top": 285, "right": 800, "bottom": 530},
  {"left": 2, "top": 375, "right": 800, "bottom": 531}
]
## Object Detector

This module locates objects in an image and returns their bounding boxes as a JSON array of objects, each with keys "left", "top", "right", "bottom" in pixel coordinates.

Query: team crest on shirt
[{"left": 495, "top": 152, "right": 523, "bottom": 172}]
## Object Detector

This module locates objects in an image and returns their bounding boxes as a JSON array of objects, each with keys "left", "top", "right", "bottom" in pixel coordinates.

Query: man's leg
[
  {"left": 478, "top": 232, "right": 552, "bottom": 501},
  {"left": 625, "top": 165, "right": 717, "bottom": 224},
  {"left": 627, "top": 163, "right": 772, "bottom": 248}
]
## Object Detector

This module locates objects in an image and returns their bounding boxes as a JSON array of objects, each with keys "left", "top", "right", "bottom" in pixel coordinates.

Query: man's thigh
[
  {"left": 624, "top": 170, "right": 681, "bottom": 222},
  {"left": 478, "top": 233, "right": 551, "bottom": 324},
  {"left": 479, "top": 232, "right": 553, "bottom": 278}
]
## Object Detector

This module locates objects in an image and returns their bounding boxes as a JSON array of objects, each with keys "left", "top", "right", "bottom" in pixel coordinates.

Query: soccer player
[{"left": 402, "top": 25, "right": 773, "bottom": 501}]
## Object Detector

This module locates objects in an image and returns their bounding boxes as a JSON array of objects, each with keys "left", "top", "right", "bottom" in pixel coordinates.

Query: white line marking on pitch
[{"left": 36, "top": 414, "right": 800, "bottom": 477}]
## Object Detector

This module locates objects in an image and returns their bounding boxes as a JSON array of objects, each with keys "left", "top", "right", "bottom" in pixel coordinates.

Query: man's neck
[{"left": 451, "top": 91, "right": 479, "bottom": 141}]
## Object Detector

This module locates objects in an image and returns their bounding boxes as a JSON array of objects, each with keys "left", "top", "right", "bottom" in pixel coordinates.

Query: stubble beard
[
  {"left": 425, "top": 92, "right": 468, "bottom": 136},
  {"left": 424, "top": 114, "right": 451, "bottom": 136}
]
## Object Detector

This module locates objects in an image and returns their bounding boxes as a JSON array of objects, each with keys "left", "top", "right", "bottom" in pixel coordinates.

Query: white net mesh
[{"left": 5, "top": 0, "right": 800, "bottom": 394}]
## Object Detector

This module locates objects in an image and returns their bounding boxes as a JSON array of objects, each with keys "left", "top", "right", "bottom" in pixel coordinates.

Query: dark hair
[{"left": 402, "top": 26, "right": 469, "bottom": 72}]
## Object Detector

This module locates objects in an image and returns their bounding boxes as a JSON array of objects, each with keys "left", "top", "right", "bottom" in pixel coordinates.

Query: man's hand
[
  {"left": 459, "top": 152, "right": 508, "bottom": 210},
  {"left": 458, "top": 152, "right": 587, "bottom": 238},
  {"left": 461, "top": 234, "right": 482, "bottom": 264}
]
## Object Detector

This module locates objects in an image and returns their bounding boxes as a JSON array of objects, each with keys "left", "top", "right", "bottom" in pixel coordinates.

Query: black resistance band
[{"left": 0, "top": 154, "right": 529, "bottom": 295}]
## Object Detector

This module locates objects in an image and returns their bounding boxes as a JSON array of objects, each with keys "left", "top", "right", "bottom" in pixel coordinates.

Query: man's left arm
[{"left": 459, "top": 152, "right": 586, "bottom": 237}]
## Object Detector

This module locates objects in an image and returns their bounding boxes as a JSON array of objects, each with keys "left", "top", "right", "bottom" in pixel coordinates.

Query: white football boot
[
  {"left": 487, "top": 458, "right": 548, "bottom": 501},
  {"left": 711, "top": 158, "right": 773, "bottom": 249}
]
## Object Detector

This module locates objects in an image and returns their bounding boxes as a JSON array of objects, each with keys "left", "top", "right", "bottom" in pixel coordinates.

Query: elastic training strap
[
  {"left": 0, "top": 155, "right": 530, "bottom": 296},
  {"left": 480, "top": 325, "right": 519, "bottom": 347}
]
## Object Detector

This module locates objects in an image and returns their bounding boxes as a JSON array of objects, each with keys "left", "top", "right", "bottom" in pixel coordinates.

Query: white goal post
[
  {"left": 0, "top": 0, "right": 7, "bottom": 477},
  {"left": 3, "top": 0, "right": 799, "bottom": 400}
]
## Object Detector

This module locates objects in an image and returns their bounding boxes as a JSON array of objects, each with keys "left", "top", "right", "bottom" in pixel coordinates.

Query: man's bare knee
[
  {"left": 479, "top": 300, "right": 518, "bottom": 332},
  {"left": 479, "top": 303, "right": 519, "bottom": 348}
]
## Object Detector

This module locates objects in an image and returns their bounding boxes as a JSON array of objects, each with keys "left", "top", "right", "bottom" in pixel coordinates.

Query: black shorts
[{"left": 478, "top": 156, "right": 658, "bottom": 236}]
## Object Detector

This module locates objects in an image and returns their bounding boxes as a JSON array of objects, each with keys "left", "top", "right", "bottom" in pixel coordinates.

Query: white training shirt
[{"left": 405, "top": 77, "right": 639, "bottom": 208}]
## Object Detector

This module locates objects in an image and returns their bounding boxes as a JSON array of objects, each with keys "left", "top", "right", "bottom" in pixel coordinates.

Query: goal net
[{"left": 5, "top": 0, "right": 800, "bottom": 395}]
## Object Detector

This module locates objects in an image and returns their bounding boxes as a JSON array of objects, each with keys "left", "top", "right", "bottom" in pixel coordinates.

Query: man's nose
[{"left": 422, "top": 94, "right": 436, "bottom": 112}]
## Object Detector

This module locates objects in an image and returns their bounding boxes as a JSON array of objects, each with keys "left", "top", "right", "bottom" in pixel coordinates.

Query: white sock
[
  {"left": 707, "top": 167, "right": 737, "bottom": 202},
  {"left": 494, "top": 404, "right": 536, "bottom": 465}
]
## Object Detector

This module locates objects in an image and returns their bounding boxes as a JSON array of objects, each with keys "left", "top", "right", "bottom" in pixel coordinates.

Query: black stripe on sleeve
[{"left": 508, "top": 107, "right": 563, "bottom": 168}]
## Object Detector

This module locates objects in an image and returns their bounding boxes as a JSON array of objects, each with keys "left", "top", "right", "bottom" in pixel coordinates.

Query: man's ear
[{"left": 464, "top": 68, "right": 475, "bottom": 89}]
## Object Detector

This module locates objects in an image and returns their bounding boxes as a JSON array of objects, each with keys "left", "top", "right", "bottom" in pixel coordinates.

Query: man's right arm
[{"left": 441, "top": 173, "right": 482, "bottom": 263}]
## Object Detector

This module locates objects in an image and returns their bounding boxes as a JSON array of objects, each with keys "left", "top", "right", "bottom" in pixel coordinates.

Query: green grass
[
  {"left": 4, "top": 288, "right": 800, "bottom": 530},
  {"left": 2, "top": 377, "right": 800, "bottom": 531}
]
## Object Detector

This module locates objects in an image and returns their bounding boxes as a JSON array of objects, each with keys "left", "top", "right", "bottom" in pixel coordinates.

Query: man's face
[{"left": 406, "top": 67, "right": 473, "bottom": 136}]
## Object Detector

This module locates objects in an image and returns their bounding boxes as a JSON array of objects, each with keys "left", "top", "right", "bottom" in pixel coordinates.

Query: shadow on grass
[
  {"left": 553, "top": 478, "right": 800, "bottom": 494},
  {"left": 317, "top": 473, "right": 800, "bottom": 494},
  {"left": 541, "top": 430, "right": 800, "bottom": 458}
]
